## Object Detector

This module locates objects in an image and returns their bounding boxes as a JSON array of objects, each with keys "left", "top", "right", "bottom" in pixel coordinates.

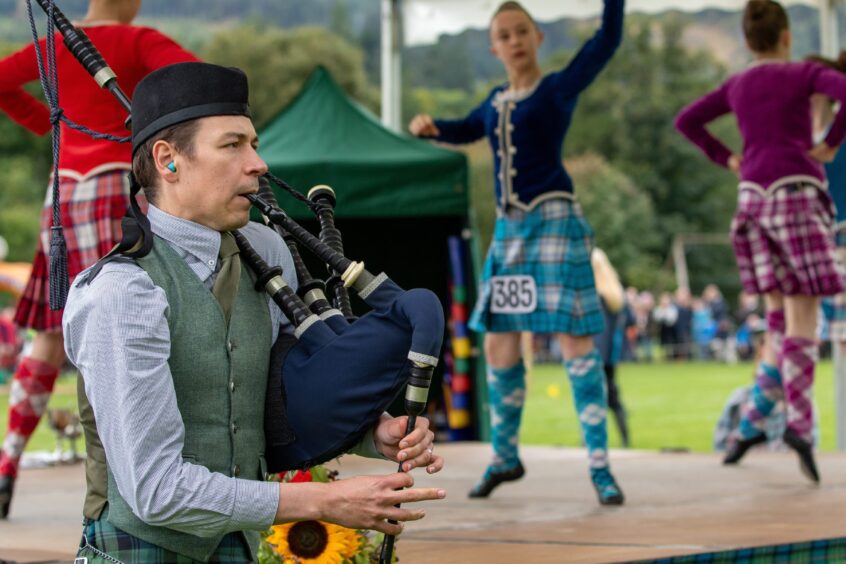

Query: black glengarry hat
[
  {"left": 78, "top": 63, "right": 253, "bottom": 281},
  {"left": 131, "top": 62, "right": 251, "bottom": 154}
]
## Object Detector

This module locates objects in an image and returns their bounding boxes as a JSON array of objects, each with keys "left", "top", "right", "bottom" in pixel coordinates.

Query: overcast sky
[{"left": 404, "top": 0, "right": 819, "bottom": 44}]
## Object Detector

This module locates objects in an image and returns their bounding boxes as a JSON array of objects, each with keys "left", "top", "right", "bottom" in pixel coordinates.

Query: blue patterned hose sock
[
  {"left": 738, "top": 362, "right": 783, "bottom": 440},
  {"left": 564, "top": 349, "right": 609, "bottom": 469},
  {"left": 485, "top": 360, "right": 526, "bottom": 476},
  {"left": 564, "top": 349, "right": 624, "bottom": 503}
]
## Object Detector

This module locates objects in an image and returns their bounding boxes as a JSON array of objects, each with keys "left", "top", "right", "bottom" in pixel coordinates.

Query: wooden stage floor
[{"left": 1, "top": 443, "right": 844, "bottom": 563}]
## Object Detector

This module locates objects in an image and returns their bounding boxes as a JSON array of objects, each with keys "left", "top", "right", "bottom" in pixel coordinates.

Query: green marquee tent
[
  {"left": 258, "top": 66, "right": 467, "bottom": 220},
  {"left": 257, "top": 67, "right": 484, "bottom": 440}
]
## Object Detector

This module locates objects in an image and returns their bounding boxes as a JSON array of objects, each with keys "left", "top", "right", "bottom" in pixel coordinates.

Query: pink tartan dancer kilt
[
  {"left": 731, "top": 181, "right": 846, "bottom": 297},
  {"left": 14, "top": 170, "right": 139, "bottom": 331}
]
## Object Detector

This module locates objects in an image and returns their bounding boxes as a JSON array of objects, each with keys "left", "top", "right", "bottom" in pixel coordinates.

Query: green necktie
[{"left": 212, "top": 232, "right": 241, "bottom": 326}]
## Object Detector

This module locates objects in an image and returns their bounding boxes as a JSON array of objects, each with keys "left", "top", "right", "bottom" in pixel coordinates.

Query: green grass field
[
  {"left": 521, "top": 360, "right": 838, "bottom": 452},
  {"left": 0, "top": 360, "right": 840, "bottom": 454}
]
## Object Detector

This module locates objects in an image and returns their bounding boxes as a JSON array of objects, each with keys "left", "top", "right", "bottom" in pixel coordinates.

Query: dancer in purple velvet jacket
[{"left": 675, "top": 0, "right": 846, "bottom": 483}]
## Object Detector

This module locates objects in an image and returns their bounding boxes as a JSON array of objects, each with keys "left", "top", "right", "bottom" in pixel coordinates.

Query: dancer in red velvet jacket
[{"left": 0, "top": 0, "right": 197, "bottom": 518}]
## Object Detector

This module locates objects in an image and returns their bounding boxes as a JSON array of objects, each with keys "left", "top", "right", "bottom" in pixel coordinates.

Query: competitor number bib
[{"left": 490, "top": 275, "right": 537, "bottom": 314}]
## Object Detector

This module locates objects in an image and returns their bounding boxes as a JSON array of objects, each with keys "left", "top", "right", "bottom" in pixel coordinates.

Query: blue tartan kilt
[{"left": 469, "top": 198, "right": 605, "bottom": 336}]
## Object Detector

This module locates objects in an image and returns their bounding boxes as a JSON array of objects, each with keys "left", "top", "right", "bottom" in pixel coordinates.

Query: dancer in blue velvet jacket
[{"left": 410, "top": 0, "right": 625, "bottom": 505}]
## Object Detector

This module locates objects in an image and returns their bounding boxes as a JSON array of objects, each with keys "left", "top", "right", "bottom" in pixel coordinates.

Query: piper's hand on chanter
[
  {"left": 275, "top": 473, "right": 446, "bottom": 535},
  {"left": 808, "top": 141, "right": 838, "bottom": 164},
  {"left": 323, "top": 473, "right": 445, "bottom": 535},
  {"left": 409, "top": 114, "right": 440, "bottom": 138},
  {"left": 373, "top": 414, "right": 444, "bottom": 474}
]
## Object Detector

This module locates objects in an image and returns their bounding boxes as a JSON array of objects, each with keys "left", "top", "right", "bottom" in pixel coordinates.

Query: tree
[
  {"left": 558, "top": 17, "right": 742, "bottom": 295},
  {"left": 569, "top": 153, "right": 666, "bottom": 289},
  {"left": 202, "top": 24, "right": 378, "bottom": 128},
  {"left": 329, "top": 0, "right": 354, "bottom": 43},
  {"left": 0, "top": 41, "right": 53, "bottom": 262}
]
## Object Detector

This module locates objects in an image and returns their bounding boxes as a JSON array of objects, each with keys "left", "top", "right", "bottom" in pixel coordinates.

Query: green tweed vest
[{"left": 105, "top": 235, "right": 272, "bottom": 562}]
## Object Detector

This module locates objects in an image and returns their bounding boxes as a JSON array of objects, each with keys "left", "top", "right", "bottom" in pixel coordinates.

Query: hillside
[
  {"left": 405, "top": 4, "right": 840, "bottom": 89},
  {"left": 2, "top": 1, "right": 843, "bottom": 88}
]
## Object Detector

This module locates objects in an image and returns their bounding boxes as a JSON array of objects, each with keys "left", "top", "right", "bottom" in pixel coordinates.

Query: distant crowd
[{"left": 533, "top": 282, "right": 840, "bottom": 365}]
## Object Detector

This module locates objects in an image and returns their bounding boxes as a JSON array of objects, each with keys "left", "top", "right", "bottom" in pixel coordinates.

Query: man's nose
[{"left": 247, "top": 149, "right": 268, "bottom": 176}]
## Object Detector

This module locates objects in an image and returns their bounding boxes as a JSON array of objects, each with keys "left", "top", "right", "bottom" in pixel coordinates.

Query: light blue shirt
[{"left": 64, "top": 205, "right": 382, "bottom": 536}]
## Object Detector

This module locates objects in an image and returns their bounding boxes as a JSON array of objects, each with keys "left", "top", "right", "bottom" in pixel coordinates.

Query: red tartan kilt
[{"left": 14, "top": 170, "right": 145, "bottom": 331}]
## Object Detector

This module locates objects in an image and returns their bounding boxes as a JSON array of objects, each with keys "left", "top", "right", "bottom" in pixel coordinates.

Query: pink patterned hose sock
[
  {"left": 766, "top": 310, "right": 786, "bottom": 354},
  {"left": 780, "top": 336, "right": 817, "bottom": 443}
]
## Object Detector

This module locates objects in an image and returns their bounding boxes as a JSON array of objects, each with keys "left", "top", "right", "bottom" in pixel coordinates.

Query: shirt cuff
[
  {"left": 229, "top": 478, "right": 279, "bottom": 532},
  {"left": 347, "top": 424, "right": 389, "bottom": 460}
]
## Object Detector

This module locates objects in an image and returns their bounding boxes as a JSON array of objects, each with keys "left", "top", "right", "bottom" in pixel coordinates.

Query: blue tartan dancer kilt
[
  {"left": 469, "top": 198, "right": 605, "bottom": 336},
  {"left": 77, "top": 515, "right": 252, "bottom": 563}
]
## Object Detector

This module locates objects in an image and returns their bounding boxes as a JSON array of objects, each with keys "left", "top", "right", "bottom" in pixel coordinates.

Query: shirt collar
[{"left": 147, "top": 205, "right": 221, "bottom": 280}]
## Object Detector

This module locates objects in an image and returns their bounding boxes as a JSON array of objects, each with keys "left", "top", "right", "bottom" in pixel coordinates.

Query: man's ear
[{"left": 152, "top": 140, "right": 178, "bottom": 181}]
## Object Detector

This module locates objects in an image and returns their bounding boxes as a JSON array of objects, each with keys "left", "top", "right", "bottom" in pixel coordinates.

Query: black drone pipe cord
[
  {"left": 245, "top": 194, "right": 354, "bottom": 277},
  {"left": 379, "top": 361, "right": 435, "bottom": 564},
  {"left": 34, "top": 0, "right": 131, "bottom": 112},
  {"left": 244, "top": 193, "right": 379, "bottom": 296},
  {"left": 231, "top": 230, "right": 312, "bottom": 328}
]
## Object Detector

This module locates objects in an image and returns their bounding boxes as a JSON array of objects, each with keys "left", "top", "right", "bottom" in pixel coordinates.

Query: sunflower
[{"left": 266, "top": 520, "right": 361, "bottom": 564}]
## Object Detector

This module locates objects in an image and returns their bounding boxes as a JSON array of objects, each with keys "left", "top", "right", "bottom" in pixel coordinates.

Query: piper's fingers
[
  {"left": 398, "top": 430, "right": 435, "bottom": 470},
  {"left": 391, "top": 486, "right": 446, "bottom": 505},
  {"left": 425, "top": 453, "right": 445, "bottom": 475},
  {"left": 383, "top": 507, "right": 427, "bottom": 523},
  {"left": 398, "top": 418, "right": 430, "bottom": 449},
  {"left": 372, "top": 520, "right": 404, "bottom": 536},
  {"left": 382, "top": 471, "right": 415, "bottom": 489}
]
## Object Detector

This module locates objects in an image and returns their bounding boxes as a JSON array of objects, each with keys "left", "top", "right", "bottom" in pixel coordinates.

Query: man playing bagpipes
[{"left": 62, "top": 61, "right": 446, "bottom": 562}]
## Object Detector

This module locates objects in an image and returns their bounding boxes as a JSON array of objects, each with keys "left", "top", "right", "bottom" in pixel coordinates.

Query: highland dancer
[
  {"left": 0, "top": 0, "right": 197, "bottom": 518},
  {"left": 410, "top": 0, "right": 625, "bottom": 505},
  {"left": 675, "top": 0, "right": 846, "bottom": 483}
]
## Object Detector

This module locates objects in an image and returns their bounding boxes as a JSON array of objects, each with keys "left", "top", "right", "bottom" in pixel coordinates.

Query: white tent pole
[
  {"left": 821, "top": 0, "right": 846, "bottom": 452},
  {"left": 381, "top": 0, "right": 402, "bottom": 131},
  {"left": 819, "top": 0, "right": 840, "bottom": 57}
]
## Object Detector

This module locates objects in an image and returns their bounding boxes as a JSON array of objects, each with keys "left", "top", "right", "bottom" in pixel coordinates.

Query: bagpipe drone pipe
[{"left": 245, "top": 177, "right": 445, "bottom": 472}]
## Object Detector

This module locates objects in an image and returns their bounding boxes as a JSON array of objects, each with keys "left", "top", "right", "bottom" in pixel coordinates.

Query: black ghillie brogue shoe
[
  {"left": 468, "top": 461, "right": 525, "bottom": 498},
  {"left": 0, "top": 474, "right": 14, "bottom": 519},
  {"left": 591, "top": 467, "right": 625, "bottom": 506},
  {"left": 723, "top": 433, "right": 767, "bottom": 465},
  {"left": 783, "top": 429, "right": 820, "bottom": 484}
]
